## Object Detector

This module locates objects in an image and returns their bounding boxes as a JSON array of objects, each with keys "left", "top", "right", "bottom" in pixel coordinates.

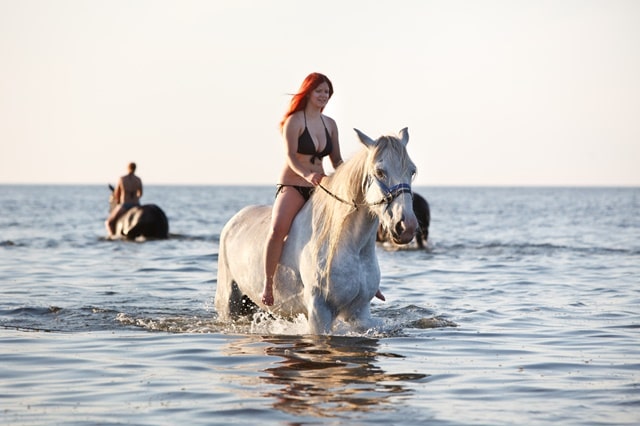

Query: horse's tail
[{"left": 214, "top": 219, "right": 233, "bottom": 320}]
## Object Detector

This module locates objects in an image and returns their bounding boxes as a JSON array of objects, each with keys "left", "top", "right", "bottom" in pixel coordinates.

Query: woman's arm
[{"left": 326, "top": 116, "right": 343, "bottom": 169}]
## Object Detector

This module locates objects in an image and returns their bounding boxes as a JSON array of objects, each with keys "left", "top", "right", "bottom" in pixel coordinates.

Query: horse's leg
[
  {"left": 349, "top": 304, "right": 382, "bottom": 332},
  {"left": 306, "top": 295, "right": 334, "bottom": 335}
]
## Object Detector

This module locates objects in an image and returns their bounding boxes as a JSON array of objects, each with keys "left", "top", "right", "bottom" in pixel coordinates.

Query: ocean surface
[{"left": 0, "top": 185, "right": 638, "bottom": 425}]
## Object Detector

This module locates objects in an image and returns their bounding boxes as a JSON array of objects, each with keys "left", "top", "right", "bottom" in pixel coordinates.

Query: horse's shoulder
[{"left": 414, "top": 192, "right": 427, "bottom": 203}]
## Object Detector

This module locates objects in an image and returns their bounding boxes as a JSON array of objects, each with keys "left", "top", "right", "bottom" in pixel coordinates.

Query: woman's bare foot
[{"left": 261, "top": 283, "right": 274, "bottom": 306}]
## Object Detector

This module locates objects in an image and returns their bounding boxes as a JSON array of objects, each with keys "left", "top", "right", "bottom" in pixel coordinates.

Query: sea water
[{"left": 0, "top": 185, "right": 638, "bottom": 425}]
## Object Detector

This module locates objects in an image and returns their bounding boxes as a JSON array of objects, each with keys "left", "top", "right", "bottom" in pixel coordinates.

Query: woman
[
  {"left": 260, "top": 73, "right": 341, "bottom": 306},
  {"left": 261, "top": 72, "right": 384, "bottom": 306}
]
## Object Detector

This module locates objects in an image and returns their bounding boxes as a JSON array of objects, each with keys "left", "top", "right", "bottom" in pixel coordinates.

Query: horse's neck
[{"left": 340, "top": 209, "right": 379, "bottom": 251}]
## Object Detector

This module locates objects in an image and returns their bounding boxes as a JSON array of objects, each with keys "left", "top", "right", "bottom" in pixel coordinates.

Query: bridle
[{"left": 318, "top": 175, "right": 412, "bottom": 210}]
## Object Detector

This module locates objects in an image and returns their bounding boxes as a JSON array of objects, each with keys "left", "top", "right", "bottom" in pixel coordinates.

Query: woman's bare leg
[{"left": 262, "top": 187, "right": 306, "bottom": 305}]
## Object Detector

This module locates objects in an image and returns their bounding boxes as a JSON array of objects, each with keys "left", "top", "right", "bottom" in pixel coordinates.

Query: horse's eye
[{"left": 375, "top": 169, "right": 386, "bottom": 180}]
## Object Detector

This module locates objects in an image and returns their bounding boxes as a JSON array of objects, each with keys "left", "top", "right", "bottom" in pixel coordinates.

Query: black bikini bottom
[{"left": 276, "top": 184, "right": 315, "bottom": 202}]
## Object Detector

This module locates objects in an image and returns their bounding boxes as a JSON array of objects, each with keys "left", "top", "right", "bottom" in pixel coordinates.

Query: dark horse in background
[
  {"left": 377, "top": 192, "right": 430, "bottom": 249},
  {"left": 107, "top": 184, "right": 169, "bottom": 240}
]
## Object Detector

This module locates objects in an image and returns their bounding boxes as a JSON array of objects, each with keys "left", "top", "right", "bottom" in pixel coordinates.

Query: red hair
[{"left": 280, "top": 72, "right": 334, "bottom": 131}]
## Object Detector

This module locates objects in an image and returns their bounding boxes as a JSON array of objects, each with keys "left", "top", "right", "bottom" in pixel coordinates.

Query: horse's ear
[
  {"left": 354, "top": 128, "right": 376, "bottom": 147},
  {"left": 399, "top": 127, "right": 409, "bottom": 146}
]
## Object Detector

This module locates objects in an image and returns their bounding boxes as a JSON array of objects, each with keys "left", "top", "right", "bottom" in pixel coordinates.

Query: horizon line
[{"left": 1, "top": 182, "right": 638, "bottom": 189}]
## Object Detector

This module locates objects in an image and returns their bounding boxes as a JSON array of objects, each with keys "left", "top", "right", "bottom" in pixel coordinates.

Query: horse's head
[
  {"left": 355, "top": 127, "right": 418, "bottom": 245},
  {"left": 108, "top": 184, "right": 117, "bottom": 213}
]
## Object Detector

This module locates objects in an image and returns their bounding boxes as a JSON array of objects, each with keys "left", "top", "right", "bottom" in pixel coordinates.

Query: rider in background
[{"left": 105, "top": 162, "right": 143, "bottom": 237}]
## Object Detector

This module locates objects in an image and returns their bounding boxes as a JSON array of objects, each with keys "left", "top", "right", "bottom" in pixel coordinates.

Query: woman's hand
[{"left": 307, "top": 172, "right": 325, "bottom": 186}]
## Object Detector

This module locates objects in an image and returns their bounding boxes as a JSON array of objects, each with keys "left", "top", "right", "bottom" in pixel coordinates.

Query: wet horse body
[
  {"left": 216, "top": 128, "right": 418, "bottom": 334},
  {"left": 107, "top": 185, "right": 169, "bottom": 240}
]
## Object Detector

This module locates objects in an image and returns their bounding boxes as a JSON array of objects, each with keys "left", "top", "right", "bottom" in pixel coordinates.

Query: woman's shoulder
[
  {"left": 284, "top": 111, "right": 305, "bottom": 130},
  {"left": 322, "top": 114, "right": 338, "bottom": 132},
  {"left": 322, "top": 113, "right": 336, "bottom": 125},
  {"left": 289, "top": 110, "right": 305, "bottom": 122}
]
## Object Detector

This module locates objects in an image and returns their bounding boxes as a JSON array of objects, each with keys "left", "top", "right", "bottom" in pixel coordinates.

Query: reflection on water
[{"left": 225, "top": 334, "right": 427, "bottom": 418}]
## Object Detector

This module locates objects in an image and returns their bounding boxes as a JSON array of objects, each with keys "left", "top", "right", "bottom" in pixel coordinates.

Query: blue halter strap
[
  {"left": 317, "top": 176, "right": 412, "bottom": 209},
  {"left": 373, "top": 180, "right": 413, "bottom": 205}
]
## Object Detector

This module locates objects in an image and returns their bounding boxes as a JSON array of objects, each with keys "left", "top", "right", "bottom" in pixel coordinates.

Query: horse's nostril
[{"left": 395, "top": 221, "right": 404, "bottom": 236}]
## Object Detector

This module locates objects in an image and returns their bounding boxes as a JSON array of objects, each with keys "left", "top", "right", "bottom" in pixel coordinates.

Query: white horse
[{"left": 215, "top": 128, "right": 418, "bottom": 334}]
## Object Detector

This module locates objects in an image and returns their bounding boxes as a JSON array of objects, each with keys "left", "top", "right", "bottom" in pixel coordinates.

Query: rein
[
  {"left": 318, "top": 179, "right": 412, "bottom": 210},
  {"left": 318, "top": 183, "right": 358, "bottom": 209}
]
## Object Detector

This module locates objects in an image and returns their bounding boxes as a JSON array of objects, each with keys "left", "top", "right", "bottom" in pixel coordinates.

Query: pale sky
[{"left": 1, "top": 0, "right": 639, "bottom": 186}]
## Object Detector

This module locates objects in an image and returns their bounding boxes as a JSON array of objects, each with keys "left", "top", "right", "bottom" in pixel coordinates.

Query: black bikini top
[{"left": 297, "top": 111, "right": 332, "bottom": 164}]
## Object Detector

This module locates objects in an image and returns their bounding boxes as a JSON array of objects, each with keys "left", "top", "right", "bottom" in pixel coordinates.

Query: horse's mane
[
  {"left": 313, "top": 147, "right": 370, "bottom": 231},
  {"left": 310, "top": 134, "right": 412, "bottom": 283}
]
